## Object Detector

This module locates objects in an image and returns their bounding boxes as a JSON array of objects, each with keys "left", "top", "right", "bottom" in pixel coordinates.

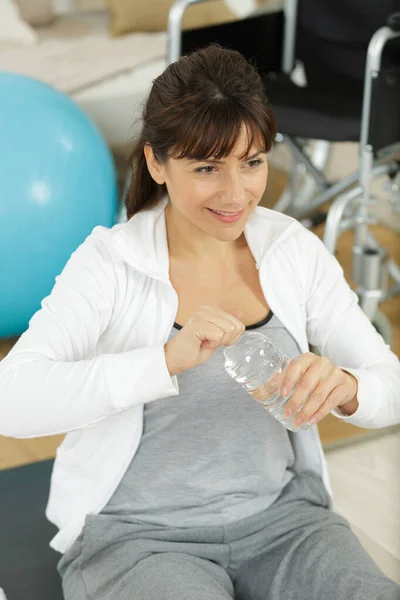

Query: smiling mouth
[
  {"left": 207, "top": 208, "right": 244, "bottom": 216},
  {"left": 206, "top": 207, "right": 246, "bottom": 223}
]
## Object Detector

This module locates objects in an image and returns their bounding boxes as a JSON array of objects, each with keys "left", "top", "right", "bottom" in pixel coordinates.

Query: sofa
[{"left": 0, "top": 1, "right": 272, "bottom": 149}]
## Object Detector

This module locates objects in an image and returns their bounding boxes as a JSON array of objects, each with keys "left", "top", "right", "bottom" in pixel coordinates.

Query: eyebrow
[{"left": 188, "top": 150, "right": 266, "bottom": 165}]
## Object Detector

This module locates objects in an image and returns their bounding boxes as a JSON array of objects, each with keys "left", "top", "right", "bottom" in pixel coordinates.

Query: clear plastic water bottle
[{"left": 224, "top": 331, "right": 310, "bottom": 433}]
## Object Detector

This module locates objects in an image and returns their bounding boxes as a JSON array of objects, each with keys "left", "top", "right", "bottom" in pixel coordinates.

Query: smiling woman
[
  {"left": 125, "top": 43, "right": 276, "bottom": 221},
  {"left": 1, "top": 42, "right": 400, "bottom": 600}
]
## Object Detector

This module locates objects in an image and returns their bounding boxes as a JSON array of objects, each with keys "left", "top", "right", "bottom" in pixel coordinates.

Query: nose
[{"left": 221, "top": 171, "right": 245, "bottom": 208}]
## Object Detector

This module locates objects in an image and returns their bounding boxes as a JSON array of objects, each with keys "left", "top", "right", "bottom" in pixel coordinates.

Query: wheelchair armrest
[
  {"left": 387, "top": 12, "right": 400, "bottom": 32},
  {"left": 168, "top": 0, "right": 220, "bottom": 64},
  {"left": 360, "top": 14, "right": 400, "bottom": 153}
]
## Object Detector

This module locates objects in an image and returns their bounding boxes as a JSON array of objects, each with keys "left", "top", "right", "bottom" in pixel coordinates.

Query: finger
[
  {"left": 231, "top": 310, "right": 243, "bottom": 320},
  {"left": 186, "top": 317, "right": 225, "bottom": 348},
  {"left": 305, "top": 383, "right": 350, "bottom": 425},
  {"left": 200, "top": 306, "right": 245, "bottom": 345},
  {"left": 283, "top": 356, "right": 334, "bottom": 419},
  {"left": 198, "top": 324, "right": 225, "bottom": 349},
  {"left": 224, "top": 316, "right": 246, "bottom": 346},
  {"left": 195, "top": 319, "right": 241, "bottom": 350},
  {"left": 231, "top": 327, "right": 245, "bottom": 345},
  {"left": 281, "top": 352, "right": 316, "bottom": 396},
  {"left": 292, "top": 369, "right": 341, "bottom": 425},
  {"left": 296, "top": 365, "right": 345, "bottom": 422}
]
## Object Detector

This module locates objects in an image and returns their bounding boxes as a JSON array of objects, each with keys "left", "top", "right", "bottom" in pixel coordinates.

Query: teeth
[{"left": 211, "top": 209, "right": 239, "bottom": 215}]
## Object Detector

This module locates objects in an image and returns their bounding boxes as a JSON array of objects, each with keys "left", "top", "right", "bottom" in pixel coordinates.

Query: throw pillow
[
  {"left": 107, "top": 0, "right": 236, "bottom": 36},
  {"left": 15, "top": 0, "right": 55, "bottom": 27},
  {"left": 75, "top": 0, "right": 107, "bottom": 7}
]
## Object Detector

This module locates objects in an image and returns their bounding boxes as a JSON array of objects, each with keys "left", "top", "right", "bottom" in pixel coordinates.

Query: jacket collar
[{"left": 109, "top": 197, "right": 299, "bottom": 282}]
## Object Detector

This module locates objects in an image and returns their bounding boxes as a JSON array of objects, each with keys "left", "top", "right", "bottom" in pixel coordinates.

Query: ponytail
[{"left": 124, "top": 137, "right": 167, "bottom": 220}]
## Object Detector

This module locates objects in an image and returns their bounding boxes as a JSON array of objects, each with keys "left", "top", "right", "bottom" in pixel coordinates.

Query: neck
[{"left": 165, "top": 203, "right": 245, "bottom": 261}]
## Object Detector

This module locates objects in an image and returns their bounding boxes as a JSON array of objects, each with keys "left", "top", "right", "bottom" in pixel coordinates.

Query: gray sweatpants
[{"left": 58, "top": 472, "right": 400, "bottom": 600}]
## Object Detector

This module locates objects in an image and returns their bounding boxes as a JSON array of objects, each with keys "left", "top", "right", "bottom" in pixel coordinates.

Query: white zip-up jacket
[{"left": 1, "top": 200, "right": 399, "bottom": 554}]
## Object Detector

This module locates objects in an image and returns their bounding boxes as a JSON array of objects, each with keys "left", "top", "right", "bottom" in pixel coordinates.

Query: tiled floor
[{"left": 325, "top": 431, "right": 400, "bottom": 584}]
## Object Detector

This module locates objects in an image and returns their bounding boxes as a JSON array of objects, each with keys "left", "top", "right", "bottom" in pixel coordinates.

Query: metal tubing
[
  {"left": 359, "top": 26, "right": 400, "bottom": 155},
  {"left": 282, "top": 0, "right": 298, "bottom": 74},
  {"left": 283, "top": 136, "right": 327, "bottom": 187},
  {"left": 291, "top": 162, "right": 394, "bottom": 219},
  {"left": 322, "top": 186, "right": 363, "bottom": 253},
  {"left": 360, "top": 247, "right": 389, "bottom": 291},
  {"left": 168, "top": 0, "right": 213, "bottom": 64}
]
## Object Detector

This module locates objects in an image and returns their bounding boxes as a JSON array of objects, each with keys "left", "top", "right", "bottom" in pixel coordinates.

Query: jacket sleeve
[
  {"left": 299, "top": 227, "right": 400, "bottom": 429},
  {"left": 0, "top": 228, "right": 178, "bottom": 439}
]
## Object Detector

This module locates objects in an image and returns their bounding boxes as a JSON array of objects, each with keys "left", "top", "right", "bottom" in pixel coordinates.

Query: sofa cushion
[
  {"left": 0, "top": 11, "right": 167, "bottom": 94},
  {"left": 15, "top": 0, "right": 55, "bottom": 27}
]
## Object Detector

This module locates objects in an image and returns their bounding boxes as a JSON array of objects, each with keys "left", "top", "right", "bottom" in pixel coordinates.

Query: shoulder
[
  {"left": 61, "top": 223, "right": 126, "bottom": 280},
  {"left": 250, "top": 207, "right": 338, "bottom": 287},
  {"left": 73, "top": 222, "right": 124, "bottom": 258},
  {"left": 248, "top": 206, "right": 314, "bottom": 260}
]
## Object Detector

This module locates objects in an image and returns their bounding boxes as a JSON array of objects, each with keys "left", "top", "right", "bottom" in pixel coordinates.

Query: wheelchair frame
[{"left": 167, "top": 0, "right": 400, "bottom": 344}]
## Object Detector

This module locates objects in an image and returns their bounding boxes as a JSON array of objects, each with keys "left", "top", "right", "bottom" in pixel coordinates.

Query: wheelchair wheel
[{"left": 372, "top": 309, "right": 393, "bottom": 347}]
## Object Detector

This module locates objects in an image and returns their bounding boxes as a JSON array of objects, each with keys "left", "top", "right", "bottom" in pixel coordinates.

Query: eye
[
  {"left": 246, "top": 158, "right": 264, "bottom": 168},
  {"left": 195, "top": 165, "right": 216, "bottom": 174}
]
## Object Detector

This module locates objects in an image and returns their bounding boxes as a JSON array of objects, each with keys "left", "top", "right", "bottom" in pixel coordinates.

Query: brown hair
[{"left": 125, "top": 43, "right": 277, "bottom": 219}]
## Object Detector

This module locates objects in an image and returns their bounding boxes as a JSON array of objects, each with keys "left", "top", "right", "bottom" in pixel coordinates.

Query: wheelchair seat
[
  {"left": 264, "top": 72, "right": 362, "bottom": 141},
  {"left": 0, "top": 460, "right": 63, "bottom": 600},
  {"left": 178, "top": 7, "right": 398, "bottom": 147}
]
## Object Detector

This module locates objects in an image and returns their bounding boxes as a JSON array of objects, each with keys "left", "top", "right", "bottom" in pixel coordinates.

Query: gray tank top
[{"left": 102, "top": 312, "right": 301, "bottom": 527}]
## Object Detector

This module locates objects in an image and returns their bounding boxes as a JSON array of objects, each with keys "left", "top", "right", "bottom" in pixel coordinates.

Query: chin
[{"left": 212, "top": 225, "right": 245, "bottom": 242}]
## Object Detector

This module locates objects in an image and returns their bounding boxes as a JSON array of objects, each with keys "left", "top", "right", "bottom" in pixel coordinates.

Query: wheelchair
[{"left": 168, "top": 0, "right": 400, "bottom": 346}]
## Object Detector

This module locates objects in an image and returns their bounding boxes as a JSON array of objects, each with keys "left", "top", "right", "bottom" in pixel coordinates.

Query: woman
[{"left": 0, "top": 45, "right": 399, "bottom": 600}]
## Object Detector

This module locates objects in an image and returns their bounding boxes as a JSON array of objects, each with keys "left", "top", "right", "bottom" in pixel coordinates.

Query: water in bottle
[{"left": 224, "top": 331, "right": 311, "bottom": 433}]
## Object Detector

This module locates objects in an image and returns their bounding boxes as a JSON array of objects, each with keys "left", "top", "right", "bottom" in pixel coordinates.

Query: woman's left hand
[{"left": 280, "top": 352, "right": 359, "bottom": 427}]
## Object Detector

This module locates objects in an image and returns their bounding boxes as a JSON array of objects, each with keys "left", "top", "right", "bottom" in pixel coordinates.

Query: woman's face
[{"left": 145, "top": 127, "right": 269, "bottom": 243}]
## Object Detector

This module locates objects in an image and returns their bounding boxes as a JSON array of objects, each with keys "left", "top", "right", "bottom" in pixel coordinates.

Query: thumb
[{"left": 232, "top": 310, "right": 243, "bottom": 320}]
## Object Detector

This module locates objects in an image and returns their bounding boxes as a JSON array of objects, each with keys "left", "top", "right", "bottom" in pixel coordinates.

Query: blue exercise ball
[{"left": 0, "top": 73, "right": 118, "bottom": 339}]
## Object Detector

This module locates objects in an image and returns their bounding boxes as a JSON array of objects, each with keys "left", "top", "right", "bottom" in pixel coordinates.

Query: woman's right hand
[{"left": 164, "top": 305, "right": 245, "bottom": 376}]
